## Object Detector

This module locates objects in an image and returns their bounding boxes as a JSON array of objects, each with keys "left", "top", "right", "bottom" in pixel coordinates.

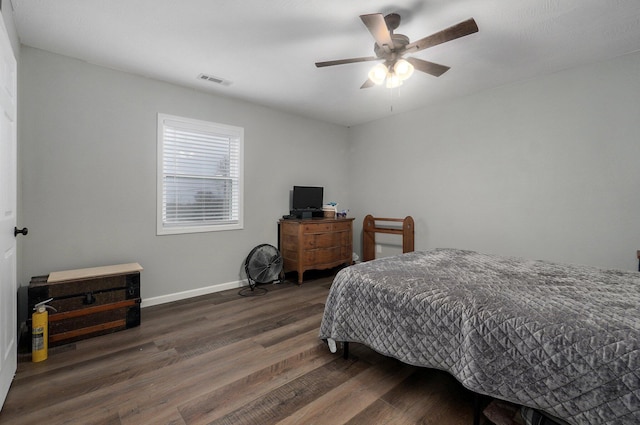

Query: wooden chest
[
  {"left": 279, "top": 218, "right": 354, "bottom": 284},
  {"left": 28, "top": 263, "right": 142, "bottom": 346}
]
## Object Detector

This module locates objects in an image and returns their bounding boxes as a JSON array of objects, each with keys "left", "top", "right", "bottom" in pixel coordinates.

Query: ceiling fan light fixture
[
  {"left": 386, "top": 72, "right": 403, "bottom": 89},
  {"left": 368, "top": 63, "right": 387, "bottom": 85},
  {"left": 394, "top": 59, "right": 414, "bottom": 81}
]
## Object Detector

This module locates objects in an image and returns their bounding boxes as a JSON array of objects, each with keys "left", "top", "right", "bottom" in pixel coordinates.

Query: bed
[{"left": 319, "top": 248, "right": 640, "bottom": 425}]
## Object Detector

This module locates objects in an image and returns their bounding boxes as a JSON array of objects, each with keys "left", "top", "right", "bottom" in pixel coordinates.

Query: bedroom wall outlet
[{"left": 376, "top": 244, "right": 382, "bottom": 253}]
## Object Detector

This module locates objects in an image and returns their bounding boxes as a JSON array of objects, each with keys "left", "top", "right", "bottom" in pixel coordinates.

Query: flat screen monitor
[{"left": 292, "top": 186, "right": 323, "bottom": 210}]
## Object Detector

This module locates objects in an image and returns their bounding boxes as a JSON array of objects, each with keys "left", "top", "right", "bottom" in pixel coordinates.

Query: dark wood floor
[{"left": 0, "top": 271, "right": 483, "bottom": 425}]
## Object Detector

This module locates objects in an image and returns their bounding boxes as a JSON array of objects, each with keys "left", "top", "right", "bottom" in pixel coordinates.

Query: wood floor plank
[
  {"left": 3, "top": 342, "right": 178, "bottom": 416},
  {"left": 169, "top": 303, "right": 326, "bottom": 358},
  {"left": 5, "top": 337, "right": 262, "bottom": 424},
  {"left": 177, "top": 342, "right": 334, "bottom": 424},
  {"left": 119, "top": 402, "right": 187, "bottom": 425},
  {"left": 150, "top": 289, "right": 328, "bottom": 353},
  {"left": 104, "top": 330, "right": 326, "bottom": 425},
  {"left": 208, "top": 355, "right": 370, "bottom": 425},
  {"left": 381, "top": 369, "right": 476, "bottom": 425},
  {"left": 275, "top": 356, "right": 415, "bottom": 425},
  {"left": 250, "top": 309, "right": 325, "bottom": 348},
  {"left": 345, "top": 399, "right": 416, "bottom": 425}
]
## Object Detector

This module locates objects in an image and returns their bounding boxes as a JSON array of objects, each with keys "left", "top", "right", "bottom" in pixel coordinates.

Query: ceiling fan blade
[
  {"left": 406, "top": 57, "right": 450, "bottom": 77},
  {"left": 360, "top": 78, "right": 376, "bottom": 89},
  {"left": 403, "top": 18, "right": 478, "bottom": 54},
  {"left": 360, "top": 13, "right": 394, "bottom": 51},
  {"left": 315, "top": 56, "right": 379, "bottom": 68}
]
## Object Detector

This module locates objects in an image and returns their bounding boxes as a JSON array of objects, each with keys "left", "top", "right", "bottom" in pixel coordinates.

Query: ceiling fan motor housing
[
  {"left": 374, "top": 33, "right": 410, "bottom": 62},
  {"left": 384, "top": 13, "right": 401, "bottom": 31}
]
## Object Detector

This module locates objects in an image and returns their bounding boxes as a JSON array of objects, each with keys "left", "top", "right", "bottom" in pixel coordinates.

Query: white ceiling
[{"left": 10, "top": 0, "right": 640, "bottom": 127}]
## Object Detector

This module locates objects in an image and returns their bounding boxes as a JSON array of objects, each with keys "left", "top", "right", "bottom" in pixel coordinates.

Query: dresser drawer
[
  {"left": 332, "top": 221, "right": 352, "bottom": 231},
  {"left": 303, "top": 232, "right": 339, "bottom": 249},
  {"left": 281, "top": 233, "right": 299, "bottom": 247},
  {"left": 281, "top": 222, "right": 299, "bottom": 236},
  {"left": 302, "top": 222, "right": 332, "bottom": 233},
  {"left": 302, "top": 247, "right": 341, "bottom": 265}
]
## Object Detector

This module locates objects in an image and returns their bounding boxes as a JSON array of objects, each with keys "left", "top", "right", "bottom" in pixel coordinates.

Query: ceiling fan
[{"left": 315, "top": 13, "right": 478, "bottom": 89}]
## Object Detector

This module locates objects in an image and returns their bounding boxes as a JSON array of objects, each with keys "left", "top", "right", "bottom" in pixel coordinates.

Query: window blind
[{"left": 158, "top": 115, "right": 242, "bottom": 233}]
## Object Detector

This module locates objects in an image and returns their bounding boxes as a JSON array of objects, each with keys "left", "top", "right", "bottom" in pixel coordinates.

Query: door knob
[{"left": 14, "top": 227, "right": 28, "bottom": 237}]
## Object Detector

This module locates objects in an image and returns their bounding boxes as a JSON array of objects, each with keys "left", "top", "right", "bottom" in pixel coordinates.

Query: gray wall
[
  {"left": 18, "top": 43, "right": 640, "bottom": 312},
  {"left": 19, "top": 47, "right": 350, "bottom": 302},
  {"left": 348, "top": 51, "right": 640, "bottom": 271}
]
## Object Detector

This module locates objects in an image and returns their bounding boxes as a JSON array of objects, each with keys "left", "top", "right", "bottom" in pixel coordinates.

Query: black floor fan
[{"left": 240, "top": 244, "right": 284, "bottom": 296}]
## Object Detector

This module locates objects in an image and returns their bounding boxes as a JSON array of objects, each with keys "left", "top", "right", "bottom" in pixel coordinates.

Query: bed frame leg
[
  {"left": 473, "top": 393, "right": 481, "bottom": 425},
  {"left": 343, "top": 341, "right": 349, "bottom": 359}
]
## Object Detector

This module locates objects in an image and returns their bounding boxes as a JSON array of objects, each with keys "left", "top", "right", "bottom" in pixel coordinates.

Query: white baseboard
[{"left": 141, "top": 279, "right": 249, "bottom": 308}]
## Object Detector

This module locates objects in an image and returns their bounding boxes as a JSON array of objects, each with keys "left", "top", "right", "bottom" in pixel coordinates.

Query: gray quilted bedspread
[{"left": 319, "top": 249, "right": 640, "bottom": 425}]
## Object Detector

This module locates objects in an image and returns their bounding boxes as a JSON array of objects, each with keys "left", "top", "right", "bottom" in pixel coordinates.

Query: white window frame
[{"left": 157, "top": 113, "right": 244, "bottom": 235}]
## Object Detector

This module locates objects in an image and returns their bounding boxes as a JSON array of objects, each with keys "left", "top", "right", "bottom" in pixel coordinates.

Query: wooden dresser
[{"left": 279, "top": 217, "right": 354, "bottom": 284}]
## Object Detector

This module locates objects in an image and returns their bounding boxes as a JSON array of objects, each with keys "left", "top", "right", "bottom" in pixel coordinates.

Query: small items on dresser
[{"left": 322, "top": 204, "right": 336, "bottom": 218}]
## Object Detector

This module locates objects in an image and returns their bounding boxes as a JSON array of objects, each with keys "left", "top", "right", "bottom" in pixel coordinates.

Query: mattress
[{"left": 319, "top": 248, "right": 640, "bottom": 425}]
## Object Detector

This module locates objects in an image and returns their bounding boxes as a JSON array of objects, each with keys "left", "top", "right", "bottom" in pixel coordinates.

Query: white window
[{"left": 157, "top": 114, "right": 243, "bottom": 235}]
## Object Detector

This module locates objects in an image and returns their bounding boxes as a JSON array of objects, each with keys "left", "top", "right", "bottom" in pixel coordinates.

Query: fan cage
[{"left": 241, "top": 244, "right": 284, "bottom": 296}]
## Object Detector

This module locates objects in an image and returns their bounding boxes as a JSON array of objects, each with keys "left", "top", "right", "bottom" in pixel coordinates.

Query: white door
[{"left": 0, "top": 16, "right": 17, "bottom": 409}]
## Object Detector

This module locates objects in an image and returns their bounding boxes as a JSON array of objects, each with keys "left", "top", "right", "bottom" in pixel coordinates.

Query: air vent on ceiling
[{"left": 197, "top": 73, "right": 232, "bottom": 86}]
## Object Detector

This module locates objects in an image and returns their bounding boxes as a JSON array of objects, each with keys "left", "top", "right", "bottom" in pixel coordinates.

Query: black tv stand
[{"left": 290, "top": 209, "right": 323, "bottom": 219}]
